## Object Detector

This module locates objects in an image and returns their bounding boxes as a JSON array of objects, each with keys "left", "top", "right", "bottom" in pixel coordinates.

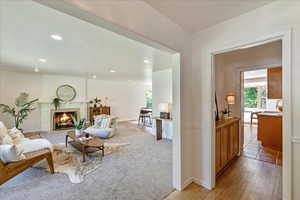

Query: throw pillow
[
  {"left": 8, "top": 128, "right": 25, "bottom": 145},
  {"left": 0, "top": 144, "right": 25, "bottom": 164},
  {"left": 0, "top": 135, "right": 13, "bottom": 145}
]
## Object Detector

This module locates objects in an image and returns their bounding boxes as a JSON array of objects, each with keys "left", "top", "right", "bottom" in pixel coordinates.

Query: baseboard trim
[
  {"left": 182, "top": 177, "right": 211, "bottom": 191},
  {"left": 181, "top": 177, "right": 194, "bottom": 191},
  {"left": 193, "top": 178, "right": 211, "bottom": 189}
]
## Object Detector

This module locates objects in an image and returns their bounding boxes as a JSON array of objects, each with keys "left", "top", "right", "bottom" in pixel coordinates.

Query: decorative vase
[{"left": 75, "top": 129, "right": 81, "bottom": 137}]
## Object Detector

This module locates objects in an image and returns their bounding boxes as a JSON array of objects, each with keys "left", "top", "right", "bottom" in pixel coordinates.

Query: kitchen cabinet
[{"left": 267, "top": 67, "right": 282, "bottom": 99}]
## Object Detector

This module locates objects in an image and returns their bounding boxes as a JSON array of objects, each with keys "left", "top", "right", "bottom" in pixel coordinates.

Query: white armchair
[{"left": 84, "top": 115, "right": 118, "bottom": 139}]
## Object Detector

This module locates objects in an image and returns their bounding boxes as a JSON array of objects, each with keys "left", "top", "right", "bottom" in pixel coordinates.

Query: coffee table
[{"left": 66, "top": 131, "right": 104, "bottom": 162}]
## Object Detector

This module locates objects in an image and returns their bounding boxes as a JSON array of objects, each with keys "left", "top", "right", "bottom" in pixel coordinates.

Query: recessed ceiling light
[
  {"left": 51, "top": 34, "right": 63, "bottom": 41},
  {"left": 39, "top": 58, "right": 47, "bottom": 63},
  {"left": 110, "top": 70, "right": 116, "bottom": 73},
  {"left": 92, "top": 75, "right": 97, "bottom": 79},
  {"left": 144, "top": 60, "right": 150, "bottom": 64},
  {"left": 34, "top": 67, "right": 39, "bottom": 73}
]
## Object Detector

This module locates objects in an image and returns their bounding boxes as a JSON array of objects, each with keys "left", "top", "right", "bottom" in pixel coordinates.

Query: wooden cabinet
[
  {"left": 215, "top": 117, "right": 240, "bottom": 177},
  {"left": 257, "top": 113, "right": 282, "bottom": 151},
  {"left": 89, "top": 106, "right": 111, "bottom": 123},
  {"left": 267, "top": 67, "right": 282, "bottom": 99}
]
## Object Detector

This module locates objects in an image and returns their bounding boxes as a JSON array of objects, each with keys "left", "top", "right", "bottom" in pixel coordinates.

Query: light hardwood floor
[{"left": 164, "top": 157, "right": 282, "bottom": 200}]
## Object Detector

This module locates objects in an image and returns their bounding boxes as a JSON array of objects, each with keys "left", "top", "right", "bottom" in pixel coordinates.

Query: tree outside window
[
  {"left": 244, "top": 87, "right": 257, "bottom": 108},
  {"left": 146, "top": 90, "right": 152, "bottom": 108},
  {"left": 244, "top": 86, "right": 267, "bottom": 109}
]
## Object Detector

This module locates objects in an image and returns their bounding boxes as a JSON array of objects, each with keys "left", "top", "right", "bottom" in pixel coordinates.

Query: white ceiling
[
  {"left": 143, "top": 0, "right": 276, "bottom": 33},
  {"left": 0, "top": 0, "right": 173, "bottom": 83}
]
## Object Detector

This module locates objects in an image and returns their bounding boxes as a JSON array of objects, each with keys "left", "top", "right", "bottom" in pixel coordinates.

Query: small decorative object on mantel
[
  {"left": 72, "top": 116, "right": 86, "bottom": 137},
  {"left": 56, "top": 84, "right": 76, "bottom": 102},
  {"left": 52, "top": 97, "right": 63, "bottom": 110},
  {"left": 0, "top": 93, "right": 39, "bottom": 130},
  {"left": 89, "top": 97, "right": 101, "bottom": 108}
]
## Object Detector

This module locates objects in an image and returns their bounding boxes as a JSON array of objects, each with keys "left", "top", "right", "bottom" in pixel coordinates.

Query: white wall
[
  {"left": 192, "top": 1, "right": 299, "bottom": 198},
  {"left": 0, "top": 70, "right": 151, "bottom": 131},
  {"left": 152, "top": 68, "right": 173, "bottom": 139},
  {"left": 152, "top": 68, "right": 172, "bottom": 117},
  {"left": 87, "top": 79, "right": 151, "bottom": 121}
]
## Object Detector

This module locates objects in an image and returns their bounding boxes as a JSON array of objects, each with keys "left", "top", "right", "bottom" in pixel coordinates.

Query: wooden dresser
[
  {"left": 89, "top": 106, "right": 111, "bottom": 123},
  {"left": 215, "top": 117, "right": 240, "bottom": 177}
]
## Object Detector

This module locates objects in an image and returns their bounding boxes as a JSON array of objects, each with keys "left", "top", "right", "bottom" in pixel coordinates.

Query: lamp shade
[
  {"left": 226, "top": 94, "right": 235, "bottom": 105},
  {"left": 159, "top": 103, "right": 172, "bottom": 112}
]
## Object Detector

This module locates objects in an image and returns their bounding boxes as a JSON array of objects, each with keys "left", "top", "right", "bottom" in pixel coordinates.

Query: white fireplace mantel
[{"left": 39, "top": 101, "right": 88, "bottom": 132}]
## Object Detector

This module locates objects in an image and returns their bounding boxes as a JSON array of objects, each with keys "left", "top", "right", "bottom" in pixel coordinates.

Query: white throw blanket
[{"left": 21, "top": 138, "right": 53, "bottom": 154}]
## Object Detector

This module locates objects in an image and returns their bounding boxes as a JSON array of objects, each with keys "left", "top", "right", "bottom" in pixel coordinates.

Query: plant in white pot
[{"left": 72, "top": 116, "right": 86, "bottom": 137}]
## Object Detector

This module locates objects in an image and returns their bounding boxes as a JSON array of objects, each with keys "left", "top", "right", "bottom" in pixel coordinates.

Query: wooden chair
[
  {"left": 0, "top": 134, "right": 54, "bottom": 185},
  {"left": 250, "top": 111, "right": 261, "bottom": 126}
]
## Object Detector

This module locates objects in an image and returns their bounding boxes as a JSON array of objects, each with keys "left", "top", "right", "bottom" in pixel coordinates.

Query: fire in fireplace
[{"left": 53, "top": 111, "right": 78, "bottom": 130}]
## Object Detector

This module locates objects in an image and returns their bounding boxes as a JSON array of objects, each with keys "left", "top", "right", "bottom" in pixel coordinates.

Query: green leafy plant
[
  {"left": 89, "top": 97, "right": 101, "bottom": 107},
  {"left": 244, "top": 87, "right": 258, "bottom": 108},
  {"left": 146, "top": 90, "right": 152, "bottom": 108},
  {"left": 0, "top": 93, "right": 39, "bottom": 129},
  {"left": 52, "top": 97, "right": 63, "bottom": 110},
  {"left": 71, "top": 116, "right": 86, "bottom": 130}
]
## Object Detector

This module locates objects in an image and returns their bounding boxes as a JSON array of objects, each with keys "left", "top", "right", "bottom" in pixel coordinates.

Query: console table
[{"left": 153, "top": 117, "right": 172, "bottom": 140}]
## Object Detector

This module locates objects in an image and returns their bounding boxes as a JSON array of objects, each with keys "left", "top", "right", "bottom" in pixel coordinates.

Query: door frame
[
  {"left": 210, "top": 30, "right": 292, "bottom": 200},
  {"left": 239, "top": 65, "right": 281, "bottom": 150}
]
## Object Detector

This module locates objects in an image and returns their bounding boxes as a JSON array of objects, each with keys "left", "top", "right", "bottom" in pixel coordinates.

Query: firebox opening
[{"left": 53, "top": 111, "right": 78, "bottom": 130}]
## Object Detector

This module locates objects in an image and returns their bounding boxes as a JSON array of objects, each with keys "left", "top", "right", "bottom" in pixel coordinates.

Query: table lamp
[
  {"left": 159, "top": 103, "right": 172, "bottom": 119},
  {"left": 226, "top": 94, "right": 235, "bottom": 117}
]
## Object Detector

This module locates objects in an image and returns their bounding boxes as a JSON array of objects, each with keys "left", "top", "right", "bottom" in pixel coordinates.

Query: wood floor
[
  {"left": 164, "top": 157, "right": 282, "bottom": 200},
  {"left": 242, "top": 124, "right": 282, "bottom": 165}
]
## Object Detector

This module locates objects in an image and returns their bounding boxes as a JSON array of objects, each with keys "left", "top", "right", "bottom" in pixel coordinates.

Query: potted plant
[
  {"left": 0, "top": 93, "right": 39, "bottom": 131},
  {"left": 221, "top": 108, "right": 230, "bottom": 120},
  {"left": 72, "top": 116, "right": 86, "bottom": 137},
  {"left": 90, "top": 97, "right": 101, "bottom": 107},
  {"left": 52, "top": 97, "right": 63, "bottom": 110}
]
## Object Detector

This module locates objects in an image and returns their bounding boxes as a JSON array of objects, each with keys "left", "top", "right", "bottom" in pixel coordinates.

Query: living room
[{"left": 0, "top": 1, "right": 175, "bottom": 199}]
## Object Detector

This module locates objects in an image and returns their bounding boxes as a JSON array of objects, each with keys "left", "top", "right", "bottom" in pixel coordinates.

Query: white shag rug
[{"left": 35, "top": 142, "right": 129, "bottom": 183}]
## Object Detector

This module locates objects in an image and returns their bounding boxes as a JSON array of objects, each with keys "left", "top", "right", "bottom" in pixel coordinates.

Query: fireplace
[{"left": 53, "top": 111, "right": 79, "bottom": 130}]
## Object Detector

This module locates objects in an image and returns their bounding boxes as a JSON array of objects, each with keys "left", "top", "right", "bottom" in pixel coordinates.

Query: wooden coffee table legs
[
  {"left": 65, "top": 135, "right": 104, "bottom": 162},
  {"left": 82, "top": 145, "right": 104, "bottom": 162}
]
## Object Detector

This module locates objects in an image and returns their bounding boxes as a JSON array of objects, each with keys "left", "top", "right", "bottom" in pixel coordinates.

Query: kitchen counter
[{"left": 258, "top": 112, "right": 282, "bottom": 117}]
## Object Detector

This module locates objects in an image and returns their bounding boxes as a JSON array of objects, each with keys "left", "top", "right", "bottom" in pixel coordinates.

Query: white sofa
[
  {"left": 0, "top": 121, "right": 52, "bottom": 163},
  {"left": 84, "top": 115, "right": 118, "bottom": 139}
]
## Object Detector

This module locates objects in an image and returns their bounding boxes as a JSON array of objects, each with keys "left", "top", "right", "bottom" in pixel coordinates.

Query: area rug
[{"left": 35, "top": 142, "right": 129, "bottom": 184}]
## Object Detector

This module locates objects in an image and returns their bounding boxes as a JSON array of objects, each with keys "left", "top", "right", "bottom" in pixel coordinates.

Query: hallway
[{"left": 164, "top": 156, "right": 282, "bottom": 200}]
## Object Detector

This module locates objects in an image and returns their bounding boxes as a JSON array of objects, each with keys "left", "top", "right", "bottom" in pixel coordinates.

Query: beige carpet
[{"left": 35, "top": 142, "right": 129, "bottom": 183}]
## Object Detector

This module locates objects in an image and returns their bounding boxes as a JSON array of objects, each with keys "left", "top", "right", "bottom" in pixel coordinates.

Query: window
[
  {"left": 146, "top": 90, "right": 152, "bottom": 108},
  {"left": 244, "top": 86, "right": 267, "bottom": 109},
  {"left": 244, "top": 87, "right": 257, "bottom": 108}
]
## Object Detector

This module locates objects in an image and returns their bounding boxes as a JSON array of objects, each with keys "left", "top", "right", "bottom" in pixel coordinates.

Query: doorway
[
  {"left": 241, "top": 68, "right": 282, "bottom": 165},
  {"left": 213, "top": 37, "right": 289, "bottom": 199}
]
